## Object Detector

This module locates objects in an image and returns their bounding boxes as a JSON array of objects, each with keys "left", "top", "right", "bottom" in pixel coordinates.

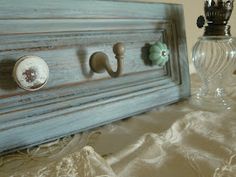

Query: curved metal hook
[{"left": 89, "top": 42, "right": 125, "bottom": 78}]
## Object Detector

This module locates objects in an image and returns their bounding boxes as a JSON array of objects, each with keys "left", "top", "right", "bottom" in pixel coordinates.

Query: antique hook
[{"left": 89, "top": 42, "right": 125, "bottom": 78}]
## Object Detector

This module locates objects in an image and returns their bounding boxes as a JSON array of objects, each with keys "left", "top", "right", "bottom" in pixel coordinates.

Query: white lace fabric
[{"left": 0, "top": 75, "right": 235, "bottom": 177}]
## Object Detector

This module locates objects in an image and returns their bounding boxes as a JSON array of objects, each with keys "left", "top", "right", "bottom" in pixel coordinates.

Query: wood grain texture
[{"left": 0, "top": 0, "right": 190, "bottom": 154}]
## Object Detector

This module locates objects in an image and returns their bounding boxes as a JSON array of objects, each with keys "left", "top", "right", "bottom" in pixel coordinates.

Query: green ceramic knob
[{"left": 149, "top": 42, "right": 169, "bottom": 67}]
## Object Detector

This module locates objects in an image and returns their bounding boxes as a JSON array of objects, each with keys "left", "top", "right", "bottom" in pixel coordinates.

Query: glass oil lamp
[{"left": 191, "top": 0, "right": 236, "bottom": 111}]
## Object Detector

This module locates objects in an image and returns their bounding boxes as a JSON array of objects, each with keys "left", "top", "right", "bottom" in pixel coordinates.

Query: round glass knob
[{"left": 13, "top": 56, "right": 49, "bottom": 91}]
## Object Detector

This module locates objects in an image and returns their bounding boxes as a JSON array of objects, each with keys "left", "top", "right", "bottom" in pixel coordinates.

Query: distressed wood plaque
[{"left": 0, "top": 0, "right": 190, "bottom": 154}]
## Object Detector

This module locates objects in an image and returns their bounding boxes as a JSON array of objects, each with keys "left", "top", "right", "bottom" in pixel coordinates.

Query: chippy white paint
[{"left": 13, "top": 56, "right": 49, "bottom": 91}]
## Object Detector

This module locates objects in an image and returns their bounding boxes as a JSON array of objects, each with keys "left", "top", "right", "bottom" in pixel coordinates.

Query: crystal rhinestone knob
[{"left": 13, "top": 56, "right": 49, "bottom": 91}]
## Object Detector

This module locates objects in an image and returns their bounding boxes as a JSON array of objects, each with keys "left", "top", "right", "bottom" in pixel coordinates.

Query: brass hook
[{"left": 89, "top": 42, "right": 125, "bottom": 78}]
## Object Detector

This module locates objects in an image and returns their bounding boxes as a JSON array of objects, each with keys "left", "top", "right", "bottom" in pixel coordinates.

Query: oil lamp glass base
[{"left": 191, "top": 86, "right": 235, "bottom": 111}]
